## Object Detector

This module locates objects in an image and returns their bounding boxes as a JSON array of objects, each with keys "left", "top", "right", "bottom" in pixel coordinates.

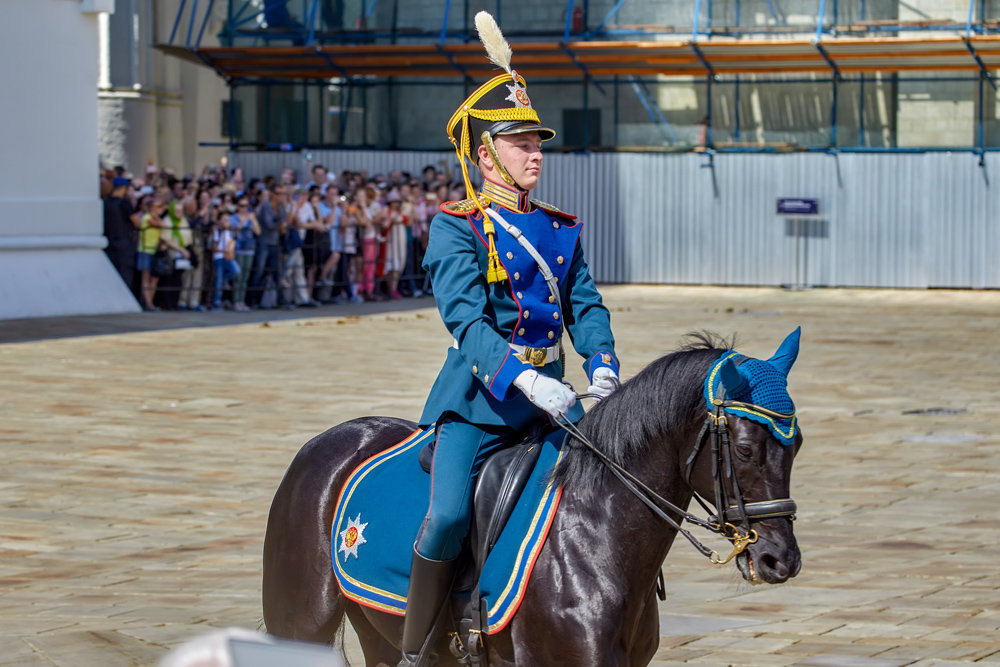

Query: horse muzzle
[{"left": 734, "top": 516, "right": 801, "bottom": 585}]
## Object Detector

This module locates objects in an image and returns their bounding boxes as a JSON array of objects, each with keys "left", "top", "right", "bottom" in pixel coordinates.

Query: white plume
[{"left": 475, "top": 11, "right": 513, "bottom": 74}]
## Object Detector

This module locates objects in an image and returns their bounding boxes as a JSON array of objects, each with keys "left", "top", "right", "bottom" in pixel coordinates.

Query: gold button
[
  {"left": 517, "top": 292, "right": 523, "bottom": 299},
  {"left": 524, "top": 311, "right": 530, "bottom": 318},
  {"left": 518, "top": 328, "right": 525, "bottom": 335},
  {"left": 548, "top": 331, "right": 555, "bottom": 340},
  {"left": 513, "top": 272, "right": 520, "bottom": 280},
  {"left": 553, "top": 222, "right": 560, "bottom": 229},
  {"left": 557, "top": 256, "right": 564, "bottom": 264},
  {"left": 553, "top": 312, "right": 559, "bottom": 320},
  {"left": 548, "top": 295, "right": 555, "bottom": 303},
  {"left": 473, "top": 365, "right": 478, "bottom": 374},
  {"left": 506, "top": 251, "right": 514, "bottom": 260},
  {"left": 484, "top": 374, "right": 489, "bottom": 383}
]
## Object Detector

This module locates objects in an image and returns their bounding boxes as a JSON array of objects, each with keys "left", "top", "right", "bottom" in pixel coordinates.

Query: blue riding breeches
[{"left": 414, "top": 417, "right": 516, "bottom": 561}]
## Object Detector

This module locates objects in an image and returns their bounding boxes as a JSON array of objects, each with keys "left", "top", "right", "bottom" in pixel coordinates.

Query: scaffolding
[{"left": 159, "top": 0, "right": 1000, "bottom": 153}]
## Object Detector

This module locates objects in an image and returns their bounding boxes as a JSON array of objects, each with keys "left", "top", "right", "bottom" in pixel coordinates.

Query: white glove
[
  {"left": 514, "top": 370, "right": 577, "bottom": 418},
  {"left": 587, "top": 367, "right": 619, "bottom": 400}
]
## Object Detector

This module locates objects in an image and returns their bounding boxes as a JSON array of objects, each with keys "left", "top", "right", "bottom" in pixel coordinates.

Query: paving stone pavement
[{"left": 0, "top": 285, "right": 998, "bottom": 666}]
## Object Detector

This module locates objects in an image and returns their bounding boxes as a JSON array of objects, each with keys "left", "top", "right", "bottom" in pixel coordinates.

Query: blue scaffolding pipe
[
  {"left": 559, "top": 44, "right": 606, "bottom": 94},
  {"left": 689, "top": 42, "right": 715, "bottom": 78},
  {"left": 834, "top": 146, "right": 1000, "bottom": 153},
  {"left": 305, "top": 0, "right": 319, "bottom": 46},
  {"left": 435, "top": 43, "right": 471, "bottom": 84},
  {"left": 231, "top": 0, "right": 256, "bottom": 27},
  {"left": 196, "top": 0, "right": 216, "bottom": 46},
  {"left": 858, "top": 76, "right": 865, "bottom": 148},
  {"left": 440, "top": 0, "right": 452, "bottom": 44},
  {"left": 830, "top": 74, "right": 838, "bottom": 147},
  {"left": 962, "top": 36, "right": 997, "bottom": 89},
  {"left": 704, "top": 77, "right": 713, "bottom": 147},
  {"left": 733, "top": 79, "right": 740, "bottom": 142},
  {"left": 977, "top": 71, "right": 985, "bottom": 151},
  {"left": 186, "top": 0, "right": 199, "bottom": 44},
  {"left": 705, "top": 0, "right": 712, "bottom": 37},
  {"left": 628, "top": 76, "right": 678, "bottom": 143},
  {"left": 166, "top": 1, "right": 1000, "bottom": 154},
  {"left": 235, "top": 73, "right": 989, "bottom": 88},
  {"left": 613, "top": 74, "right": 619, "bottom": 145},
  {"left": 814, "top": 41, "right": 841, "bottom": 80},
  {"left": 182, "top": 0, "right": 1000, "bottom": 49},
  {"left": 169, "top": 0, "right": 189, "bottom": 45},
  {"left": 592, "top": 0, "right": 629, "bottom": 35},
  {"left": 317, "top": 50, "right": 351, "bottom": 80},
  {"left": 765, "top": 0, "right": 783, "bottom": 25}
]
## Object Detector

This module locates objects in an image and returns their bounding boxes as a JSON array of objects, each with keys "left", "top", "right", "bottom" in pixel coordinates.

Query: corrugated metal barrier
[{"left": 230, "top": 150, "right": 999, "bottom": 289}]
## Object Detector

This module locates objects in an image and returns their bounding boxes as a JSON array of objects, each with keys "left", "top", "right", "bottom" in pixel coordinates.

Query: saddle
[{"left": 418, "top": 433, "right": 544, "bottom": 585}]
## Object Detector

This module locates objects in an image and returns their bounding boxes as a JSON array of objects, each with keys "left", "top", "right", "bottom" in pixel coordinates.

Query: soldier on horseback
[{"left": 399, "top": 12, "right": 621, "bottom": 666}]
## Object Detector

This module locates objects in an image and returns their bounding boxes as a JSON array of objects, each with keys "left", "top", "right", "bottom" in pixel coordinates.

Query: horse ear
[
  {"left": 768, "top": 327, "right": 801, "bottom": 377},
  {"left": 719, "top": 358, "right": 748, "bottom": 397}
]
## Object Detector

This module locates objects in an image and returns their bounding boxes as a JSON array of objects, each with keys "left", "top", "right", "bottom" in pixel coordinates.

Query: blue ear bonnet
[{"left": 702, "top": 328, "right": 801, "bottom": 446}]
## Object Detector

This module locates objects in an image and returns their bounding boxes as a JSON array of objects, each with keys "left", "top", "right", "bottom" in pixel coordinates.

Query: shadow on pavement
[{"left": 0, "top": 296, "right": 438, "bottom": 344}]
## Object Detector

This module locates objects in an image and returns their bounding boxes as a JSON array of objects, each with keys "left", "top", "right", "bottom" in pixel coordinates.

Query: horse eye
[{"left": 735, "top": 443, "right": 753, "bottom": 459}]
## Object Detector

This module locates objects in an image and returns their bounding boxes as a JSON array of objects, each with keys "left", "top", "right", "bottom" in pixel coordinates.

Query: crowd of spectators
[{"left": 100, "top": 160, "right": 470, "bottom": 312}]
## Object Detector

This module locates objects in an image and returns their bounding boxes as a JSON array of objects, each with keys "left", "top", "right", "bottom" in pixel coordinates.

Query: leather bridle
[
  {"left": 682, "top": 395, "right": 798, "bottom": 560},
  {"left": 557, "top": 382, "right": 798, "bottom": 566}
]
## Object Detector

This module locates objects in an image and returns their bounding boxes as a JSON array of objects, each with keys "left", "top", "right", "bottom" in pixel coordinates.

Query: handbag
[
  {"left": 152, "top": 247, "right": 174, "bottom": 278},
  {"left": 186, "top": 244, "right": 199, "bottom": 269}
]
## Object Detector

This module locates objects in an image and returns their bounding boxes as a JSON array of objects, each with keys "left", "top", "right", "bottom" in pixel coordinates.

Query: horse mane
[{"left": 554, "top": 331, "right": 737, "bottom": 490}]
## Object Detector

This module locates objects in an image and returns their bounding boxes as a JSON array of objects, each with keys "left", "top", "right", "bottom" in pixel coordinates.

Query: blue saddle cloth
[{"left": 331, "top": 426, "right": 567, "bottom": 633}]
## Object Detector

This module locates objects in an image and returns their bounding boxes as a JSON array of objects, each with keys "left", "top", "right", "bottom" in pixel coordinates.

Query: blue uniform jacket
[{"left": 419, "top": 197, "right": 619, "bottom": 430}]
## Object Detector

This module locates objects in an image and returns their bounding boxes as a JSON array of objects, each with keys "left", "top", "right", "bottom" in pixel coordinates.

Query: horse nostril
[{"left": 758, "top": 553, "right": 789, "bottom": 581}]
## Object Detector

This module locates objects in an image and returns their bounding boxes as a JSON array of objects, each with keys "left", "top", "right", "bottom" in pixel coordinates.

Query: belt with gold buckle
[{"left": 510, "top": 342, "right": 561, "bottom": 367}]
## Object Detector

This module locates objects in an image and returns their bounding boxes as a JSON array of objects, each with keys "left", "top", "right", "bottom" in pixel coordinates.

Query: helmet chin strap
[{"left": 481, "top": 131, "right": 524, "bottom": 191}]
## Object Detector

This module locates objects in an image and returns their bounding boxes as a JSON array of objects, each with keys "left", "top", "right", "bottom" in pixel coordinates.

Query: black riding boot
[{"left": 398, "top": 549, "right": 456, "bottom": 667}]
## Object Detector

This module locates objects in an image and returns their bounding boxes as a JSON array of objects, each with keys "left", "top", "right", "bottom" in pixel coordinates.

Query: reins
[{"left": 555, "top": 386, "right": 797, "bottom": 566}]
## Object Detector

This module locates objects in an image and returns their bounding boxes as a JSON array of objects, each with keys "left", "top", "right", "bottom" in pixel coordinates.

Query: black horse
[{"left": 262, "top": 332, "right": 803, "bottom": 665}]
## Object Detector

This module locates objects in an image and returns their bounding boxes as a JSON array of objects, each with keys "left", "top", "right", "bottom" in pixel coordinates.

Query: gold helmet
[
  {"left": 446, "top": 11, "right": 556, "bottom": 283},
  {"left": 446, "top": 72, "right": 555, "bottom": 171}
]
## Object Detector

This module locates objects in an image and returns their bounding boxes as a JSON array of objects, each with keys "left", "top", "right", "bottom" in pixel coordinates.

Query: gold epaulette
[
  {"left": 531, "top": 199, "right": 578, "bottom": 221},
  {"left": 441, "top": 195, "right": 491, "bottom": 216}
]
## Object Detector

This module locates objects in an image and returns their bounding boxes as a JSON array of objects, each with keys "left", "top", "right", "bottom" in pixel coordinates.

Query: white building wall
[
  {"left": 99, "top": 0, "right": 227, "bottom": 177},
  {"left": 0, "top": 0, "right": 138, "bottom": 319}
]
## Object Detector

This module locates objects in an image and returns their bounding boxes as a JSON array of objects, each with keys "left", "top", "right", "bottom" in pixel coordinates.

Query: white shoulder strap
[{"left": 483, "top": 207, "right": 562, "bottom": 314}]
